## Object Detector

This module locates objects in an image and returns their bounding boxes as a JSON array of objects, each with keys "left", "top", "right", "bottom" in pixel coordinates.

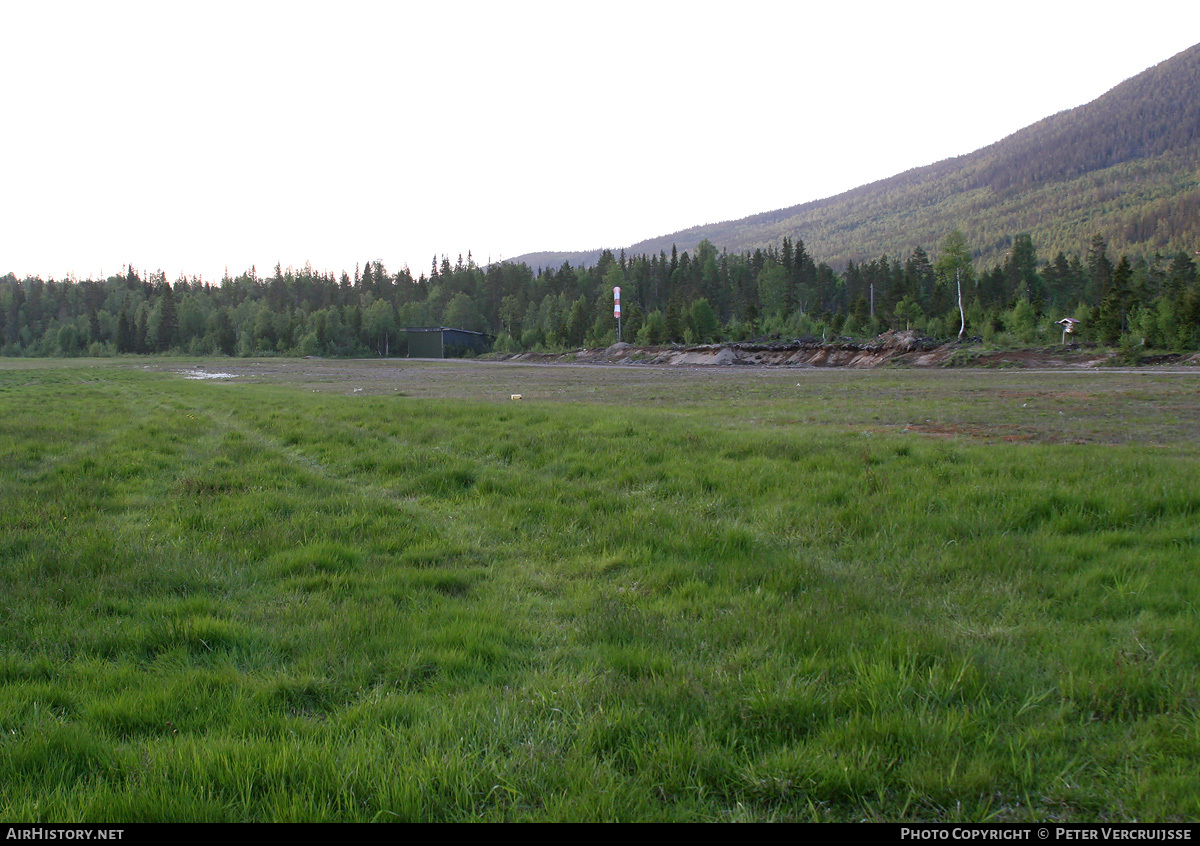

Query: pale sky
[{"left": 3, "top": 1, "right": 1199, "bottom": 283}]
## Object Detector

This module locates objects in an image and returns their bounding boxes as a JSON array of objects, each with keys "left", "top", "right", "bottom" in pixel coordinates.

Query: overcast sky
[{"left": 3, "top": 1, "right": 1198, "bottom": 283}]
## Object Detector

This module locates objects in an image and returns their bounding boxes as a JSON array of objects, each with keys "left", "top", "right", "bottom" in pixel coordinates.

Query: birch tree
[{"left": 936, "top": 230, "right": 974, "bottom": 340}]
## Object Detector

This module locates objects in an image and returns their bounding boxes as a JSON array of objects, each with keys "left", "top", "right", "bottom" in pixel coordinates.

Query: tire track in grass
[
  {"left": 5, "top": 378, "right": 161, "bottom": 484},
  {"left": 124, "top": 377, "right": 457, "bottom": 544},
  {"left": 163, "top": 381, "right": 542, "bottom": 569},
  {"left": 94, "top": 376, "right": 511, "bottom": 665},
  {"left": 0, "top": 375, "right": 177, "bottom": 584}
]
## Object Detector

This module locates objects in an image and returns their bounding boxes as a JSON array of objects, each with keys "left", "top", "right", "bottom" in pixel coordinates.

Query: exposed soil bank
[{"left": 493, "top": 330, "right": 1200, "bottom": 369}]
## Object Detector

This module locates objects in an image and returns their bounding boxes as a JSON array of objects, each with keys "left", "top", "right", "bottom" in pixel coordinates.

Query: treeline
[{"left": 2, "top": 231, "right": 1199, "bottom": 359}]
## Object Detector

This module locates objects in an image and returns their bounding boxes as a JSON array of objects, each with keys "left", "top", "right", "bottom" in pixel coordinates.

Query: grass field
[{"left": 2, "top": 358, "right": 1199, "bottom": 822}]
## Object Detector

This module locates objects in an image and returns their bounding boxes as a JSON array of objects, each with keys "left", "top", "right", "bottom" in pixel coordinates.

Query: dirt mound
[{"left": 489, "top": 333, "right": 1159, "bottom": 369}]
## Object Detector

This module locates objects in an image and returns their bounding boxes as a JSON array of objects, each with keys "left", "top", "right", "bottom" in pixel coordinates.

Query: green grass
[{"left": 1, "top": 359, "right": 1199, "bottom": 821}]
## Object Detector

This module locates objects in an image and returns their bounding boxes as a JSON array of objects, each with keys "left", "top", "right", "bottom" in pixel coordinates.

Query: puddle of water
[{"left": 180, "top": 370, "right": 239, "bottom": 380}]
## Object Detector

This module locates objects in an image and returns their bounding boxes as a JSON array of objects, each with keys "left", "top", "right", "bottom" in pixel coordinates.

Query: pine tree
[
  {"left": 1096, "top": 255, "right": 1133, "bottom": 344},
  {"left": 156, "top": 283, "right": 177, "bottom": 352},
  {"left": 689, "top": 298, "right": 718, "bottom": 343},
  {"left": 214, "top": 308, "right": 236, "bottom": 356},
  {"left": 664, "top": 298, "right": 685, "bottom": 343},
  {"left": 1086, "top": 235, "right": 1114, "bottom": 303},
  {"left": 1165, "top": 250, "right": 1197, "bottom": 304},
  {"left": 134, "top": 309, "right": 148, "bottom": 353},
  {"left": 565, "top": 296, "right": 590, "bottom": 348},
  {"left": 1005, "top": 233, "right": 1040, "bottom": 305},
  {"left": 116, "top": 310, "right": 132, "bottom": 353}
]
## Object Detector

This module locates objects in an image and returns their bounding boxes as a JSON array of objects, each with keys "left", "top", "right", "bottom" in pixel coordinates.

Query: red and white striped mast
[{"left": 614, "top": 286, "right": 622, "bottom": 343}]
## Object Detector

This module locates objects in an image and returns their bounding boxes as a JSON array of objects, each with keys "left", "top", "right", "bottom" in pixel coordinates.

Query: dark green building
[{"left": 406, "top": 327, "right": 491, "bottom": 358}]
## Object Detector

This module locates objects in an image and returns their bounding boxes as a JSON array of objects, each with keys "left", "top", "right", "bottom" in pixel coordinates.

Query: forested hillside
[{"left": 515, "top": 43, "right": 1200, "bottom": 273}]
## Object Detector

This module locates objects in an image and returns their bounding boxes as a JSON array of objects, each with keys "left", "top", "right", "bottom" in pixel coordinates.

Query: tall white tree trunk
[{"left": 957, "top": 269, "right": 966, "bottom": 340}]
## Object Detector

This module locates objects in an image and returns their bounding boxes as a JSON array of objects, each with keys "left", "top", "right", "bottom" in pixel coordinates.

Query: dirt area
[
  {"left": 130, "top": 352, "right": 1199, "bottom": 447},
  {"left": 901, "top": 423, "right": 1038, "bottom": 442},
  {"left": 493, "top": 330, "right": 1199, "bottom": 369}
]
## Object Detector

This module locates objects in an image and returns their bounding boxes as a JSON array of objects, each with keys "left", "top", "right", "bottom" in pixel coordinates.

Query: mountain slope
[{"left": 514, "top": 43, "right": 1200, "bottom": 270}]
